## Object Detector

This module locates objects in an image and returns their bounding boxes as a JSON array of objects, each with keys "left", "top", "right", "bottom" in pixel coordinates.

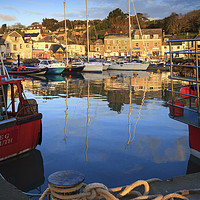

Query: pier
[{"left": 0, "top": 175, "right": 29, "bottom": 200}]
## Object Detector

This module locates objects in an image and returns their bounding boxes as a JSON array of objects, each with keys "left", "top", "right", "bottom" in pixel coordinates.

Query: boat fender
[{"left": 180, "top": 86, "right": 196, "bottom": 98}]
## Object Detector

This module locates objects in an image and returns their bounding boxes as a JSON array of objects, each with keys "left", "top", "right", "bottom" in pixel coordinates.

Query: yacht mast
[
  {"left": 128, "top": 0, "right": 132, "bottom": 62},
  {"left": 64, "top": 1, "right": 68, "bottom": 65},
  {"left": 86, "top": 0, "right": 89, "bottom": 62}
]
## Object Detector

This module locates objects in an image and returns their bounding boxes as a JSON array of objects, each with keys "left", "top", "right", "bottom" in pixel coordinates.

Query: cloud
[
  {"left": 24, "top": 10, "right": 47, "bottom": 15},
  {"left": 0, "top": 14, "right": 16, "bottom": 21},
  {"left": 20, "top": 0, "right": 54, "bottom": 6},
  {"left": 3, "top": 6, "right": 17, "bottom": 10}
]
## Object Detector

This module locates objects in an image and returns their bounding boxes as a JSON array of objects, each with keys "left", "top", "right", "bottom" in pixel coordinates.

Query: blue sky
[{"left": 0, "top": 0, "right": 199, "bottom": 27}]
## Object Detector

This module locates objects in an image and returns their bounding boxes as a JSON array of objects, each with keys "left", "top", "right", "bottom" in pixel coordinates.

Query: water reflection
[
  {"left": 7, "top": 71, "right": 191, "bottom": 192},
  {"left": 0, "top": 149, "right": 44, "bottom": 193}
]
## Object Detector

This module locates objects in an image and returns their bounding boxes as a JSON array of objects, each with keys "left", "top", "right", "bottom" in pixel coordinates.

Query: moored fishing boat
[
  {"left": 0, "top": 53, "right": 42, "bottom": 161},
  {"left": 8, "top": 66, "right": 48, "bottom": 76},
  {"left": 167, "top": 38, "right": 200, "bottom": 160},
  {"left": 37, "top": 59, "right": 65, "bottom": 74},
  {"left": 62, "top": 59, "right": 85, "bottom": 74}
]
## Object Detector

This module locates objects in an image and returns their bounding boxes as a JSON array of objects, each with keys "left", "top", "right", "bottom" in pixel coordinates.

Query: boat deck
[
  {"left": 169, "top": 108, "right": 200, "bottom": 128},
  {"left": 0, "top": 175, "right": 29, "bottom": 200}
]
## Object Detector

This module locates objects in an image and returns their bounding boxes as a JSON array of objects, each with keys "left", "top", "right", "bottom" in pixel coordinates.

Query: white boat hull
[
  {"left": 83, "top": 63, "right": 103, "bottom": 72},
  {"left": 108, "top": 62, "right": 149, "bottom": 71}
]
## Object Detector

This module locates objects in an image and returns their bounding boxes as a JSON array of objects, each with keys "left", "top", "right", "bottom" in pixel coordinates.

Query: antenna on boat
[
  {"left": 86, "top": 0, "right": 89, "bottom": 62},
  {"left": 64, "top": 1, "right": 69, "bottom": 66},
  {"left": 128, "top": 0, "right": 132, "bottom": 62}
]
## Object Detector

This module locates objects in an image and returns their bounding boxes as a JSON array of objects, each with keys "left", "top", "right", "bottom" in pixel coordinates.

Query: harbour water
[{"left": 0, "top": 71, "right": 192, "bottom": 196}]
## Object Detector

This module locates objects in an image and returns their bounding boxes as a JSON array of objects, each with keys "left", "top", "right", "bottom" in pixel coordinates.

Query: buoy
[
  {"left": 180, "top": 86, "right": 196, "bottom": 98},
  {"left": 111, "top": 74, "right": 116, "bottom": 79},
  {"left": 133, "top": 72, "right": 138, "bottom": 77}
]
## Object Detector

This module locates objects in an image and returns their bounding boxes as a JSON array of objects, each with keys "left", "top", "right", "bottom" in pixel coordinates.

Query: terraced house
[
  {"left": 104, "top": 34, "right": 130, "bottom": 58},
  {"left": 131, "top": 28, "right": 162, "bottom": 57},
  {"left": 2, "top": 31, "right": 32, "bottom": 60}
]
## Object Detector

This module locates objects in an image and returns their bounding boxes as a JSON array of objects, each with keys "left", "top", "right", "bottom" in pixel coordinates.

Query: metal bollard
[{"left": 48, "top": 170, "right": 85, "bottom": 200}]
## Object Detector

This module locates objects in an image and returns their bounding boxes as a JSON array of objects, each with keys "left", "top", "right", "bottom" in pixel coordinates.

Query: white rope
[{"left": 39, "top": 178, "right": 198, "bottom": 200}]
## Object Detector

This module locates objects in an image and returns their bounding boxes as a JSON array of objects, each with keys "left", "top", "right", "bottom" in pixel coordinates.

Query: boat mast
[
  {"left": 128, "top": 0, "right": 132, "bottom": 62},
  {"left": 64, "top": 1, "right": 68, "bottom": 65},
  {"left": 86, "top": 0, "right": 89, "bottom": 62}
]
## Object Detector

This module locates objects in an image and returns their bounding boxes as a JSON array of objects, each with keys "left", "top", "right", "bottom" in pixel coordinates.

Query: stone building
[
  {"left": 131, "top": 28, "right": 162, "bottom": 58},
  {"left": 104, "top": 34, "right": 130, "bottom": 58}
]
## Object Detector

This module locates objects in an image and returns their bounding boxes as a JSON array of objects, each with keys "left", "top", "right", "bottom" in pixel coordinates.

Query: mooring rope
[{"left": 38, "top": 177, "right": 198, "bottom": 200}]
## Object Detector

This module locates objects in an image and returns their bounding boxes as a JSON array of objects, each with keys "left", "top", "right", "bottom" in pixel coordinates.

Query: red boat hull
[
  {"left": 189, "top": 125, "right": 200, "bottom": 158},
  {"left": 0, "top": 114, "right": 42, "bottom": 161}
]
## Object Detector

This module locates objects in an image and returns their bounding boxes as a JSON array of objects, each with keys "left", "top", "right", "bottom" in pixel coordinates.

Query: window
[
  {"left": 6, "top": 43, "right": 9, "bottom": 48},
  {"left": 125, "top": 46, "right": 127, "bottom": 49},
  {"left": 119, "top": 46, "right": 121, "bottom": 49},
  {"left": 144, "top": 43, "right": 149, "bottom": 47},
  {"left": 118, "top": 40, "right": 121, "bottom": 44},
  {"left": 154, "top": 42, "right": 158, "bottom": 47},
  {"left": 143, "top": 35, "right": 150, "bottom": 39},
  {"left": 134, "top": 35, "right": 139, "bottom": 39},
  {"left": 113, "top": 46, "right": 116, "bottom": 49},
  {"left": 45, "top": 44, "right": 48, "bottom": 48},
  {"left": 135, "top": 43, "right": 139, "bottom": 47},
  {"left": 13, "top": 44, "right": 17, "bottom": 50},
  {"left": 107, "top": 40, "right": 110, "bottom": 44},
  {"left": 153, "top": 34, "right": 158, "bottom": 39},
  {"left": 15, "top": 37, "right": 17, "bottom": 41},
  {"left": 177, "top": 46, "right": 180, "bottom": 49},
  {"left": 107, "top": 46, "right": 110, "bottom": 49},
  {"left": 124, "top": 40, "right": 127, "bottom": 43},
  {"left": 113, "top": 40, "right": 116, "bottom": 44},
  {"left": 20, "top": 44, "right": 22, "bottom": 49},
  {"left": 26, "top": 44, "right": 29, "bottom": 48},
  {"left": 96, "top": 48, "right": 99, "bottom": 51}
]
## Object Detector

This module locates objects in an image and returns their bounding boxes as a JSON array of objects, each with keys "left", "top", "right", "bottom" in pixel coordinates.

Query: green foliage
[
  {"left": 0, "top": 24, "right": 7, "bottom": 34},
  {"left": 42, "top": 18, "right": 58, "bottom": 31}
]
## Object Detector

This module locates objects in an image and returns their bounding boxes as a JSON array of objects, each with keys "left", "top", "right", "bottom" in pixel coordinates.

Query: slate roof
[
  {"left": 8, "top": 31, "right": 22, "bottom": 37},
  {"left": 105, "top": 34, "right": 129, "bottom": 39},
  {"left": 49, "top": 44, "right": 65, "bottom": 53},
  {"left": 132, "top": 28, "right": 162, "bottom": 38},
  {"left": 24, "top": 33, "right": 39, "bottom": 37}
]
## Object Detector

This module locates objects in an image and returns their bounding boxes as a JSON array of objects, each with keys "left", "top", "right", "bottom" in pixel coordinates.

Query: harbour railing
[{"left": 167, "top": 38, "right": 200, "bottom": 127}]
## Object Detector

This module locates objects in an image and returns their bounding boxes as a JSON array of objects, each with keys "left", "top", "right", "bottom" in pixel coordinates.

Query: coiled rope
[{"left": 38, "top": 177, "right": 196, "bottom": 200}]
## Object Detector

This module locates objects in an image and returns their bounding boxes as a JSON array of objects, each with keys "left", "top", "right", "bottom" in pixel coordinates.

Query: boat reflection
[
  {"left": 85, "top": 81, "right": 90, "bottom": 162},
  {"left": 187, "top": 154, "right": 200, "bottom": 175},
  {"left": 0, "top": 149, "right": 44, "bottom": 193}
]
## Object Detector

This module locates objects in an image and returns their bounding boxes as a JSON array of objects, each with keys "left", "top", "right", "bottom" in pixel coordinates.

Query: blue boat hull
[{"left": 46, "top": 68, "right": 65, "bottom": 74}]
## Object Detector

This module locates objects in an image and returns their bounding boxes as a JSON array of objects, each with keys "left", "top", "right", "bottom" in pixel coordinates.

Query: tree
[
  {"left": 107, "top": 8, "right": 128, "bottom": 32},
  {"left": 0, "top": 24, "right": 7, "bottom": 33},
  {"left": 132, "top": 13, "right": 149, "bottom": 29},
  {"left": 42, "top": 18, "right": 58, "bottom": 31}
]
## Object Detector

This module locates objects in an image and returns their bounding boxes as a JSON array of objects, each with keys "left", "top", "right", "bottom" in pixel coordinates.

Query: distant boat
[
  {"left": 8, "top": 66, "right": 48, "bottom": 76},
  {"left": 108, "top": 60, "right": 149, "bottom": 71},
  {"left": 37, "top": 60, "right": 65, "bottom": 74},
  {"left": 62, "top": 59, "right": 85, "bottom": 74},
  {"left": 83, "top": 58, "right": 103, "bottom": 73}
]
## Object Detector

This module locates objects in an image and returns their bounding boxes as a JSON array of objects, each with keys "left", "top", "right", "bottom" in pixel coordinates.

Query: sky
[{"left": 0, "top": 0, "right": 200, "bottom": 27}]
